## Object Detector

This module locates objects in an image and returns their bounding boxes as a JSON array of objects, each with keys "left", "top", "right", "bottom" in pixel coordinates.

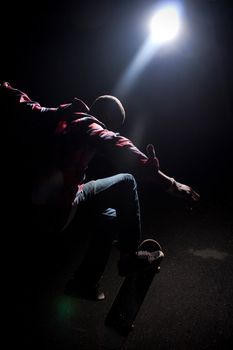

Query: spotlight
[{"left": 150, "top": 4, "right": 181, "bottom": 43}]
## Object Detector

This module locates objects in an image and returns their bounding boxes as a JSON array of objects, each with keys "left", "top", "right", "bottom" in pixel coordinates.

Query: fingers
[
  {"left": 186, "top": 187, "right": 200, "bottom": 202},
  {"left": 146, "top": 143, "right": 155, "bottom": 158},
  {"left": 73, "top": 98, "right": 90, "bottom": 113},
  {"left": 190, "top": 189, "right": 200, "bottom": 201},
  {"left": 176, "top": 182, "right": 200, "bottom": 202},
  {"left": 0, "top": 81, "right": 10, "bottom": 88}
]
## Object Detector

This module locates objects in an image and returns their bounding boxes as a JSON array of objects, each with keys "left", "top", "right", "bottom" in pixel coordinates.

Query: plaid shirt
[{"left": 1, "top": 82, "right": 159, "bottom": 231}]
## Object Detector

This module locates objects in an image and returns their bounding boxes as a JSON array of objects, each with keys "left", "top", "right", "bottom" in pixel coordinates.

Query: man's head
[{"left": 90, "top": 95, "right": 125, "bottom": 131}]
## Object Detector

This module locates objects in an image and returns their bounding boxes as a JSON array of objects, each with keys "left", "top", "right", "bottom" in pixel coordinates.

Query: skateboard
[{"left": 100, "top": 239, "right": 164, "bottom": 349}]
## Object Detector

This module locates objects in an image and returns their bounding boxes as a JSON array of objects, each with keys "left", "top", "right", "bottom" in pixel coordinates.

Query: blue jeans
[{"left": 65, "top": 173, "right": 141, "bottom": 285}]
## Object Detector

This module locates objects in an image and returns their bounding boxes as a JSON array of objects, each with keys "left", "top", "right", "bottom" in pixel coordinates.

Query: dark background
[
  {"left": 2, "top": 0, "right": 233, "bottom": 207},
  {"left": 2, "top": 1, "right": 233, "bottom": 349}
]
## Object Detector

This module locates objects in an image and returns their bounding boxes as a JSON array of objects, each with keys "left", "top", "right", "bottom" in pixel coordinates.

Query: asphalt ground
[{"left": 16, "top": 190, "right": 233, "bottom": 350}]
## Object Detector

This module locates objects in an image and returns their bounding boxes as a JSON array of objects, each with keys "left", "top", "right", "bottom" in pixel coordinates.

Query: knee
[{"left": 119, "top": 173, "right": 137, "bottom": 191}]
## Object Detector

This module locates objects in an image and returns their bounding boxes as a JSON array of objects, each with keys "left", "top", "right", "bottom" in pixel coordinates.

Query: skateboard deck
[{"left": 100, "top": 239, "right": 164, "bottom": 349}]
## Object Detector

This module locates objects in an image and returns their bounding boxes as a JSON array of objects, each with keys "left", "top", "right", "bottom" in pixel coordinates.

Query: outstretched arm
[
  {"left": 0, "top": 81, "right": 90, "bottom": 136},
  {"left": 146, "top": 143, "right": 200, "bottom": 202},
  {"left": 0, "top": 81, "right": 55, "bottom": 112},
  {"left": 76, "top": 121, "right": 200, "bottom": 203}
]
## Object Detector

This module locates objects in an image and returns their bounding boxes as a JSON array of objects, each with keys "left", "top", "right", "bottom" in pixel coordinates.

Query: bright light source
[
  {"left": 150, "top": 5, "right": 181, "bottom": 43},
  {"left": 114, "top": 3, "right": 184, "bottom": 97}
]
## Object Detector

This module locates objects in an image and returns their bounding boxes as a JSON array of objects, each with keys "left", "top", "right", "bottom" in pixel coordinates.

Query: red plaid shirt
[{"left": 1, "top": 82, "right": 159, "bottom": 231}]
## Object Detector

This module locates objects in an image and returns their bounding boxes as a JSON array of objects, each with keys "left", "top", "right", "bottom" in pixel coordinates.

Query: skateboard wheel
[{"left": 139, "top": 239, "right": 162, "bottom": 252}]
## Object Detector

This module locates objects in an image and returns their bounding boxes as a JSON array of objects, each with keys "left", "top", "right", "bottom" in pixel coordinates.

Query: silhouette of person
[{"left": 1, "top": 82, "right": 199, "bottom": 300}]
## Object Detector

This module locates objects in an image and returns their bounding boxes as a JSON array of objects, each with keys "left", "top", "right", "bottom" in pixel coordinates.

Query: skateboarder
[
  {"left": 66, "top": 95, "right": 199, "bottom": 300},
  {"left": 1, "top": 82, "right": 200, "bottom": 300}
]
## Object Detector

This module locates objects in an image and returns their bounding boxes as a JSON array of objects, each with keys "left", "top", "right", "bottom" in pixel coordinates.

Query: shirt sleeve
[
  {"left": 70, "top": 119, "right": 160, "bottom": 181},
  {"left": 0, "top": 81, "right": 53, "bottom": 112},
  {"left": 1, "top": 82, "right": 62, "bottom": 138}
]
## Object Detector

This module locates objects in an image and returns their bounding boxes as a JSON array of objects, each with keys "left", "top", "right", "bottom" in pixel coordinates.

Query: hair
[{"left": 90, "top": 95, "right": 125, "bottom": 131}]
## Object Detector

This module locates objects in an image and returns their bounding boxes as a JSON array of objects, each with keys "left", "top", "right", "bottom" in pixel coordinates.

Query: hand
[
  {"left": 167, "top": 179, "right": 200, "bottom": 202},
  {"left": 57, "top": 98, "right": 90, "bottom": 122},
  {"left": 0, "top": 81, "right": 10, "bottom": 88},
  {"left": 146, "top": 143, "right": 160, "bottom": 170}
]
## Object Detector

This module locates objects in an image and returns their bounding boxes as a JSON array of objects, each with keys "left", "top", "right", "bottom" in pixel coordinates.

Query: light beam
[{"left": 114, "top": 2, "right": 183, "bottom": 98}]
